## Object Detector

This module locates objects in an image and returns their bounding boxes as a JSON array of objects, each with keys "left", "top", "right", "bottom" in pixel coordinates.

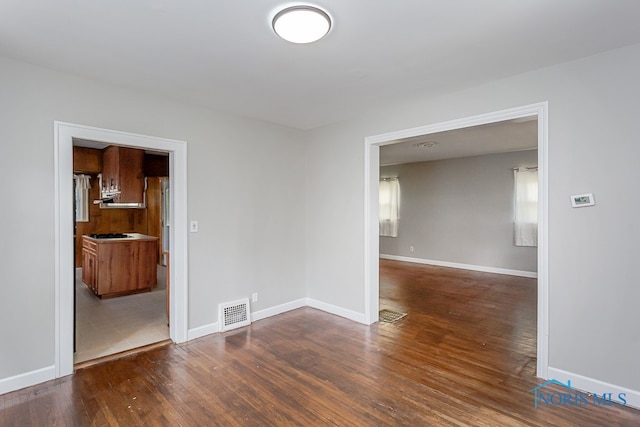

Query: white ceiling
[
  {"left": 380, "top": 117, "right": 537, "bottom": 165},
  {"left": 1, "top": 1, "right": 640, "bottom": 130}
]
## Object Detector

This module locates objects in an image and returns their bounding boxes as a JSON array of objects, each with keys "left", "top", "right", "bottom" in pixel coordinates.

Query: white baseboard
[
  {"left": 187, "top": 322, "right": 219, "bottom": 341},
  {"left": 548, "top": 367, "right": 640, "bottom": 410},
  {"left": 251, "top": 298, "right": 307, "bottom": 322},
  {"left": 0, "top": 365, "right": 55, "bottom": 395},
  {"left": 305, "top": 298, "right": 366, "bottom": 324},
  {"left": 380, "top": 254, "right": 538, "bottom": 279},
  {"left": 2, "top": 298, "right": 367, "bottom": 395},
  {"left": 185, "top": 297, "right": 365, "bottom": 341}
]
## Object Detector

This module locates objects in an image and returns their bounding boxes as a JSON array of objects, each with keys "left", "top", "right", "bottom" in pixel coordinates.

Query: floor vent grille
[
  {"left": 379, "top": 309, "right": 407, "bottom": 323},
  {"left": 219, "top": 298, "right": 251, "bottom": 332}
]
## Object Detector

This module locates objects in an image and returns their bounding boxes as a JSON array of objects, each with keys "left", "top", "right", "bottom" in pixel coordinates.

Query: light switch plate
[{"left": 190, "top": 220, "right": 199, "bottom": 232}]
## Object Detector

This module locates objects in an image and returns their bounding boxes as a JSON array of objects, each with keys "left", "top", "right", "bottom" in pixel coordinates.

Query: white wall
[
  {"left": 0, "top": 57, "right": 306, "bottom": 382},
  {"left": 3, "top": 41, "right": 640, "bottom": 400},
  {"left": 305, "top": 43, "right": 640, "bottom": 393},
  {"left": 380, "top": 150, "right": 538, "bottom": 273}
]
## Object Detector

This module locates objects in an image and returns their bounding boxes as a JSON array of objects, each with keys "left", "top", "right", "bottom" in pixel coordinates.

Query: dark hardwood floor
[{"left": 1, "top": 259, "right": 639, "bottom": 425}]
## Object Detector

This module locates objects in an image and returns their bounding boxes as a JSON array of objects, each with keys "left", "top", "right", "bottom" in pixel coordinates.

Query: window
[
  {"left": 379, "top": 177, "right": 399, "bottom": 237},
  {"left": 74, "top": 174, "right": 91, "bottom": 222},
  {"left": 513, "top": 167, "right": 537, "bottom": 246}
]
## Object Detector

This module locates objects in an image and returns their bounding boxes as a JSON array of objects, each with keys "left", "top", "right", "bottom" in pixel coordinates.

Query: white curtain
[
  {"left": 514, "top": 168, "right": 538, "bottom": 247},
  {"left": 74, "top": 174, "right": 91, "bottom": 222},
  {"left": 379, "top": 178, "right": 400, "bottom": 237}
]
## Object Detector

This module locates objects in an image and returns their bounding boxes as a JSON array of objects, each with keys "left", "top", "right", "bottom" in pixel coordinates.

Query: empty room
[{"left": 2, "top": 1, "right": 640, "bottom": 425}]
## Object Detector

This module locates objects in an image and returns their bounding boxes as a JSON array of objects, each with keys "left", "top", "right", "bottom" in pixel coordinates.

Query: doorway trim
[
  {"left": 363, "top": 102, "right": 549, "bottom": 379},
  {"left": 54, "top": 121, "right": 189, "bottom": 378}
]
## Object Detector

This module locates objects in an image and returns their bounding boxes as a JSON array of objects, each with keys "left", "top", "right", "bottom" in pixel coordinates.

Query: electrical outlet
[
  {"left": 251, "top": 293, "right": 258, "bottom": 303},
  {"left": 409, "top": 246, "right": 414, "bottom": 252},
  {"left": 190, "top": 220, "right": 199, "bottom": 232}
]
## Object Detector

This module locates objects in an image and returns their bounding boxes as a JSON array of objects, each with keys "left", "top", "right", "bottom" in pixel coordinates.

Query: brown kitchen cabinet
[
  {"left": 73, "top": 146, "right": 102, "bottom": 174},
  {"left": 101, "top": 146, "right": 145, "bottom": 203},
  {"left": 81, "top": 233, "right": 158, "bottom": 299},
  {"left": 82, "top": 239, "right": 98, "bottom": 293}
]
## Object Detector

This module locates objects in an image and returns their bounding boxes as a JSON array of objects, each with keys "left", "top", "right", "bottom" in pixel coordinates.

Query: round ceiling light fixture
[{"left": 272, "top": 5, "right": 332, "bottom": 44}]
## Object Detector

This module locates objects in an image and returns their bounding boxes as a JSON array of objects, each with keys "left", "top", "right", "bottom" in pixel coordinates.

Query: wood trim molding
[
  {"left": 379, "top": 254, "right": 538, "bottom": 279},
  {"left": 364, "top": 102, "right": 549, "bottom": 379},
  {"left": 548, "top": 367, "right": 640, "bottom": 410},
  {"left": 251, "top": 298, "right": 307, "bottom": 323},
  {"left": 54, "top": 121, "right": 189, "bottom": 380},
  {"left": 0, "top": 366, "right": 55, "bottom": 396},
  {"left": 186, "top": 297, "right": 362, "bottom": 342},
  {"left": 305, "top": 298, "right": 366, "bottom": 324}
]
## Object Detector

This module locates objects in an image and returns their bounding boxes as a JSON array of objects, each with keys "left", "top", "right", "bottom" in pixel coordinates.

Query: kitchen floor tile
[{"left": 74, "top": 266, "right": 170, "bottom": 364}]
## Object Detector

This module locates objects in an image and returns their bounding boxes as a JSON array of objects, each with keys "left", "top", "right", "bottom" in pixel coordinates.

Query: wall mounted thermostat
[{"left": 570, "top": 193, "right": 595, "bottom": 208}]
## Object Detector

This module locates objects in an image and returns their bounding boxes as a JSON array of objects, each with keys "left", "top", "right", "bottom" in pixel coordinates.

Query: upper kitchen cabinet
[
  {"left": 101, "top": 146, "right": 145, "bottom": 205},
  {"left": 73, "top": 146, "right": 102, "bottom": 174}
]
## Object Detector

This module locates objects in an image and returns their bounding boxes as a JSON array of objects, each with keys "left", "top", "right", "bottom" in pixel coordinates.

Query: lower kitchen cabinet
[
  {"left": 82, "top": 241, "right": 98, "bottom": 294},
  {"left": 81, "top": 234, "right": 158, "bottom": 299}
]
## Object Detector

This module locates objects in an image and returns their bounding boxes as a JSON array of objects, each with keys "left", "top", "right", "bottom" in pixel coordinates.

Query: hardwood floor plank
[{"left": 1, "top": 259, "right": 639, "bottom": 425}]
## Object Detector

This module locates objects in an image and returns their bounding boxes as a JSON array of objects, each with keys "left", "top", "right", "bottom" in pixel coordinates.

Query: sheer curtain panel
[
  {"left": 379, "top": 178, "right": 399, "bottom": 237},
  {"left": 513, "top": 168, "right": 537, "bottom": 246},
  {"left": 74, "top": 174, "right": 91, "bottom": 222}
]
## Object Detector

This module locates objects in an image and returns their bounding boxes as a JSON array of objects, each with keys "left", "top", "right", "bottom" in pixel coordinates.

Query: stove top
[{"left": 89, "top": 233, "right": 130, "bottom": 239}]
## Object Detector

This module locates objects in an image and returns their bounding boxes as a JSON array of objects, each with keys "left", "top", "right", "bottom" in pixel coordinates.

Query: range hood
[{"left": 94, "top": 146, "right": 147, "bottom": 209}]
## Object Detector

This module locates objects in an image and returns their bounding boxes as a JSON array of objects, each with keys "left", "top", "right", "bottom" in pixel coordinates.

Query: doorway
[
  {"left": 54, "top": 122, "right": 189, "bottom": 378},
  {"left": 72, "top": 141, "right": 171, "bottom": 363},
  {"left": 364, "top": 102, "right": 549, "bottom": 379}
]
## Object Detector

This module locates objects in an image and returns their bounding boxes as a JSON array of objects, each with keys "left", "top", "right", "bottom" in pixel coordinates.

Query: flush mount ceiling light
[{"left": 273, "top": 5, "right": 331, "bottom": 44}]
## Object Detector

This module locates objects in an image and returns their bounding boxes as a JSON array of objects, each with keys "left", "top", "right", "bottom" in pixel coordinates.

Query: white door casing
[
  {"left": 363, "top": 102, "right": 549, "bottom": 379},
  {"left": 53, "top": 121, "right": 189, "bottom": 377}
]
